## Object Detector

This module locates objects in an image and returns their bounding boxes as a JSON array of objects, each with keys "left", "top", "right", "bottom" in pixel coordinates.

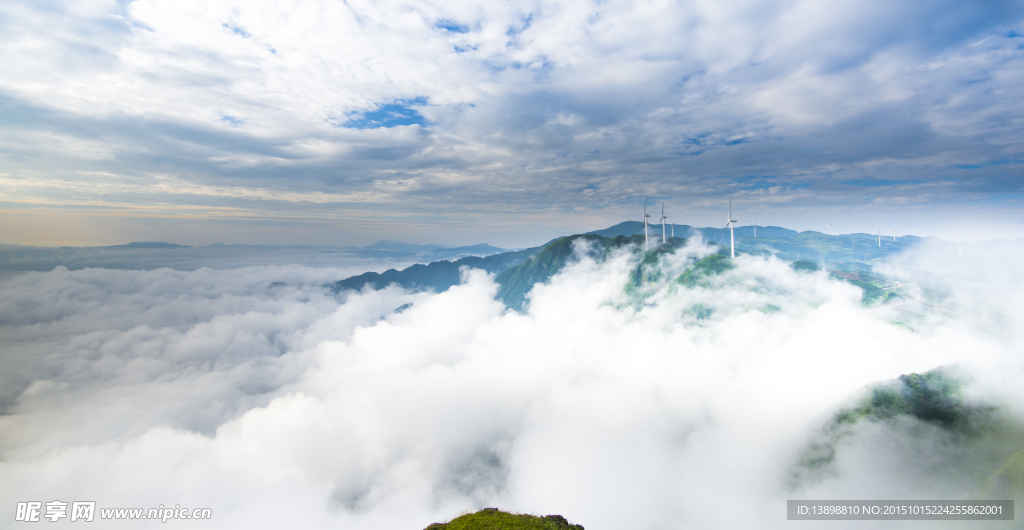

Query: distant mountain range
[
  {"left": 0, "top": 240, "right": 509, "bottom": 272},
  {"left": 2, "top": 223, "right": 1017, "bottom": 278},
  {"left": 358, "top": 240, "right": 448, "bottom": 253},
  {"left": 350, "top": 240, "right": 508, "bottom": 260},
  {"left": 105, "top": 241, "right": 193, "bottom": 250}
]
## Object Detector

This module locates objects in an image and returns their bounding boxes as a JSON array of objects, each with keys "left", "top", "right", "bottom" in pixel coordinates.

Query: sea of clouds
[{"left": 1, "top": 239, "right": 1023, "bottom": 529}]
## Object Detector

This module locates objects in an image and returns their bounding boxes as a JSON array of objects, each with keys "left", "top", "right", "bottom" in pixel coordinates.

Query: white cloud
[{"left": 2, "top": 241, "right": 1022, "bottom": 528}]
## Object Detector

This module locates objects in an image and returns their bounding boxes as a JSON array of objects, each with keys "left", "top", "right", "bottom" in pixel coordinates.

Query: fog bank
[{"left": 1, "top": 240, "right": 1022, "bottom": 529}]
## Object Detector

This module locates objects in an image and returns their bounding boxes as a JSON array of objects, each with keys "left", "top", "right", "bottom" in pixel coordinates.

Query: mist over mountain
[
  {"left": 1, "top": 221, "right": 1007, "bottom": 278},
  {"left": 328, "top": 222, "right": 953, "bottom": 312},
  {"left": 4, "top": 0, "right": 1024, "bottom": 525},
  {"left": 2, "top": 223, "right": 1023, "bottom": 529}
]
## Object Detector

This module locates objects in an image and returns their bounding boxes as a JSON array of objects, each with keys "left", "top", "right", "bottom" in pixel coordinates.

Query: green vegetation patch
[
  {"left": 835, "top": 367, "right": 990, "bottom": 432},
  {"left": 425, "top": 508, "right": 584, "bottom": 530},
  {"left": 604, "top": 234, "right": 645, "bottom": 254},
  {"left": 676, "top": 254, "right": 733, "bottom": 287},
  {"left": 628, "top": 240, "right": 686, "bottom": 288}
]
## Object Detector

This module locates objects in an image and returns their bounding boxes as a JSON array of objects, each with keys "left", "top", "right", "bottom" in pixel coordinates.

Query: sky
[
  {"left": 3, "top": 239, "right": 1024, "bottom": 529},
  {"left": 1, "top": 0, "right": 1023, "bottom": 247}
]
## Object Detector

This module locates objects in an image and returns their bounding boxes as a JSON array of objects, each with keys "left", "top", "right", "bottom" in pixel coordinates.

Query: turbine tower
[
  {"left": 892, "top": 228, "right": 897, "bottom": 242},
  {"left": 877, "top": 227, "right": 881, "bottom": 248},
  {"left": 829, "top": 223, "right": 833, "bottom": 236},
  {"left": 643, "top": 198, "right": 650, "bottom": 249},
  {"left": 660, "top": 202, "right": 668, "bottom": 244},
  {"left": 725, "top": 198, "right": 738, "bottom": 258},
  {"left": 754, "top": 219, "right": 757, "bottom": 238}
]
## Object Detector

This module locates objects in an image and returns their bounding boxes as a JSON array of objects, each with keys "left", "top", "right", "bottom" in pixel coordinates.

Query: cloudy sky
[{"left": 1, "top": 0, "right": 1022, "bottom": 247}]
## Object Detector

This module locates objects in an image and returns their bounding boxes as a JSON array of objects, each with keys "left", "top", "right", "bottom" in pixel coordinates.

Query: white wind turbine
[
  {"left": 725, "top": 198, "right": 738, "bottom": 258},
  {"left": 660, "top": 203, "right": 668, "bottom": 244},
  {"left": 892, "top": 227, "right": 897, "bottom": 242},
  {"left": 644, "top": 198, "right": 650, "bottom": 249},
  {"left": 829, "top": 223, "right": 833, "bottom": 236},
  {"left": 753, "top": 219, "right": 757, "bottom": 238}
]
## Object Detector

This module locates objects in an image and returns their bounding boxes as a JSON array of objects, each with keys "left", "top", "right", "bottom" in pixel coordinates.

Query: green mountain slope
[
  {"left": 835, "top": 367, "right": 991, "bottom": 431},
  {"left": 587, "top": 221, "right": 925, "bottom": 268},
  {"left": 495, "top": 234, "right": 695, "bottom": 310},
  {"left": 791, "top": 366, "right": 1023, "bottom": 491},
  {"left": 743, "top": 232, "right": 923, "bottom": 266},
  {"left": 494, "top": 234, "right": 608, "bottom": 310},
  {"left": 326, "top": 246, "right": 542, "bottom": 294},
  {"left": 626, "top": 236, "right": 688, "bottom": 287}
]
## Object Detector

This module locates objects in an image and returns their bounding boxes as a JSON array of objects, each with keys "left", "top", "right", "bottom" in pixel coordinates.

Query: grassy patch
[{"left": 425, "top": 508, "right": 584, "bottom": 530}]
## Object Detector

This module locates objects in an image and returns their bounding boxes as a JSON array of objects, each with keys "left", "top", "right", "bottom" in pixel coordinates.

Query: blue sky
[{"left": 0, "top": 0, "right": 1022, "bottom": 247}]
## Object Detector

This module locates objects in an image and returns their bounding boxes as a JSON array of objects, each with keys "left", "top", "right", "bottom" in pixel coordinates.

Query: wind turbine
[
  {"left": 660, "top": 203, "right": 668, "bottom": 244},
  {"left": 892, "top": 227, "right": 897, "bottom": 242},
  {"left": 877, "top": 226, "right": 881, "bottom": 247},
  {"left": 643, "top": 198, "right": 650, "bottom": 249},
  {"left": 829, "top": 223, "right": 833, "bottom": 236},
  {"left": 725, "top": 198, "right": 738, "bottom": 258},
  {"left": 754, "top": 219, "right": 757, "bottom": 238}
]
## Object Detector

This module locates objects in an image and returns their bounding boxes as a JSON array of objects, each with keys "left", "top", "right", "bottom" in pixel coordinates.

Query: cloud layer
[
  {"left": 1, "top": 0, "right": 1022, "bottom": 245},
  {"left": 2, "top": 242, "right": 1023, "bottom": 529}
]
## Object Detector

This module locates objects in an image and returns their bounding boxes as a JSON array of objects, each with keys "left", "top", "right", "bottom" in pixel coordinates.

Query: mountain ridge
[{"left": 327, "top": 221, "right": 924, "bottom": 309}]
